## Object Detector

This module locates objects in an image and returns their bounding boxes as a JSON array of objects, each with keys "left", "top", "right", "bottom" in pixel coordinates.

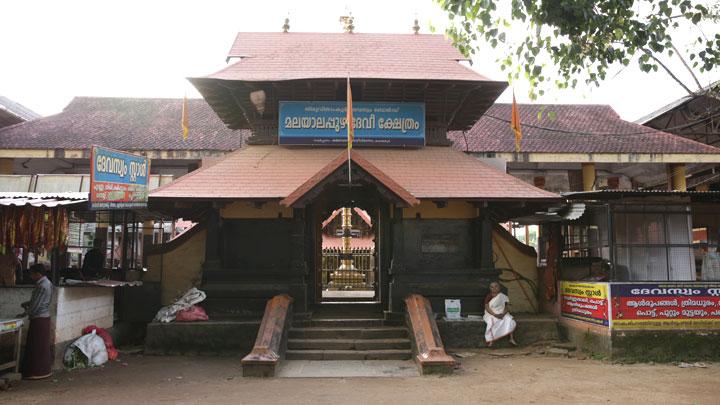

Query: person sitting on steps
[{"left": 483, "top": 281, "right": 518, "bottom": 347}]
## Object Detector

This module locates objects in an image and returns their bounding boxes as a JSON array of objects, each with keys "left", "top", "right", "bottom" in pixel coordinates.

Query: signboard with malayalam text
[
  {"left": 278, "top": 101, "right": 425, "bottom": 147},
  {"left": 90, "top": 146, "right": 150, "bottom": 210},
  {"left": 560, "top": 281, "right": 610, "bottom": 326},
  {"left": 610, "top": 282, "right": 720, "bottom": 330}
]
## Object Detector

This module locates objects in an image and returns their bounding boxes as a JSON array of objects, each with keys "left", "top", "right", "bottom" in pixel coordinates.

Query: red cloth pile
[
  {"left": 175, "top": 305, "right": 209, "bottom": 322},
  {"left": 82, "top": 325, "right": 118, "bottom": 361}
]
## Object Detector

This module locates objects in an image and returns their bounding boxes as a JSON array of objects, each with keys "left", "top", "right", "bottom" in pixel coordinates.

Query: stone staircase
[{"left": 286, "top": 316, "right": 413, "bottom": 360}]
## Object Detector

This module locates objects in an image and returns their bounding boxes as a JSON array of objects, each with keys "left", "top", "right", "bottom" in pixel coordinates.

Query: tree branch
[
  {"left": 641, "top": 48, "right": 694, "bottom": 95},
  {"left": 670, "top": 42, "right": 703, "bottom": 91}
]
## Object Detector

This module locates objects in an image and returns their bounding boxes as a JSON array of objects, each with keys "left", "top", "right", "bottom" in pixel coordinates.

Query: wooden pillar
[
  {"left": 667, "top": 163, "right": 687, "bottom": 191},
  {"left": 581, "top": 163, "right": 596, "bottom": 192},
  {"left": 479, "top": 211, "right": 494, "bottom": 270},
  {"left": 204, "top": 208, "right": 221, "bottom": 269},
  {"left": 0, "top": 159, "right": 13, "bottom": 174},
  {"left": 290, "top": 208, "right": 306, "bottom": 274},
  {"left": 391, "top": 206, "right": 405, "bottom": 273}
]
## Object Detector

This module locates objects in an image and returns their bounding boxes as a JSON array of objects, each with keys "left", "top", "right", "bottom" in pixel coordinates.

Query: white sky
[{"left": 1, "top": 0, "right": 717, "bottom": 121}]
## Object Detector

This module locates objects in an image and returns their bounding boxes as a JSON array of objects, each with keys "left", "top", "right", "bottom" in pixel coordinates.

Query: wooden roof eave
[{"left": 188, "top": 77, "right": 508, "bottom": 132}]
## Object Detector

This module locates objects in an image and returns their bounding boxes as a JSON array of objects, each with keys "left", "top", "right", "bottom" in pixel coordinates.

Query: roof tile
[{"left": 449, "top": 104, "right": 720, "bottom": 154}]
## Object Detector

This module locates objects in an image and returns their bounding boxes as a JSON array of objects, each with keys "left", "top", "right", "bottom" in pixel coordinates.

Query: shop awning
[{"left": 0, "top": 192, "right": 88, "bottom": 207}]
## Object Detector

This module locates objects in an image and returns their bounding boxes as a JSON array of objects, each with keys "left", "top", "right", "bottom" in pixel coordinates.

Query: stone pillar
[
  {"left": 667, "top": 163, "right": 687, "bottom": 191},
  {"left": 581, "top": 163, "right": 596, "bottom": 192},
  {"left": 0, "top": 158, "right": 13, "bottom": 174}
]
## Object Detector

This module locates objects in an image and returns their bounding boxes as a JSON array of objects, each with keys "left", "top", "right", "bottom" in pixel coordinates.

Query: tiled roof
[
  {"left": 280, "top": 150, "right": 420, "bottom": 207},
  {"left": 0, "top": 95, "right": 41, "bottom": 128},
  {"left": 203, "top": 32, "right": 489, "bottom": 82},
  {"left": 450, "top": 103, "right": 720, "bottom": 154},
  {"left": 0, "top": 97, "right": 245, "bottom": 151},
  {"left": 149, "top": 145, "right": 558, "bottom": 201}
]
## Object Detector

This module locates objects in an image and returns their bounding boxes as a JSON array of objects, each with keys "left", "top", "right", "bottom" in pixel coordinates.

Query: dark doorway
[{"left": 318, "top": 205, "right": 378, "bottom": 302}]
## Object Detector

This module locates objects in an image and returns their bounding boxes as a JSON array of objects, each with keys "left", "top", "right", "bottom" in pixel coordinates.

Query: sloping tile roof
[
  {"left": 203, "top": 32, "right": 488, "bottom": 82},
  {"left": 449, "top": 103, "right": 720, "bottom": 154},
  {"left": 280, "top": 150, "right": 420, "bottom": 207},
  {"left": 0, "top": 97, "right": 245, "bottom": 151},
  {"left": 0, "top": 95, "right": 41, "bottom": 128},
  {"left": 149, "top": 145, "right": 558, "bottom": 201}
]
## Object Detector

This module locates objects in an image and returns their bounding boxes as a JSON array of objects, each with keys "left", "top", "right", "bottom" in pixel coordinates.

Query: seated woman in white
[{"left": 483, "top": 282, "right": 517, "bottom": 347}]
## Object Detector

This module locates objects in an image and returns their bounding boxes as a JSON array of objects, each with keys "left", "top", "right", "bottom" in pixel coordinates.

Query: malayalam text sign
[
  {"left": 278, "top": 101, "right": 425, "bottom": 147},
  {"left": 560, "top": 281, "right": 610, "bottom": 326},
  {"left": 90, "top": 146, "right": 150, "bottom": 210},
  {"left": 611, "top": 282, "right": 720, "bottom": 330}
]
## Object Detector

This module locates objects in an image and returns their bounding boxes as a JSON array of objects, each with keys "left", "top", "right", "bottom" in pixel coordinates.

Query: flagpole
[{"left": 347, "top": 76, "right": 352, "bottom": 205}]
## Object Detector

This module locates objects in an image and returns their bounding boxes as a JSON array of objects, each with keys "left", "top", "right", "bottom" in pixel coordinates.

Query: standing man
[
  {"left": 81, "top": 238, "right": 105, "bottom": 279},
  {"left": 16, "top": 263, "right": 53, "bottom": 379}
]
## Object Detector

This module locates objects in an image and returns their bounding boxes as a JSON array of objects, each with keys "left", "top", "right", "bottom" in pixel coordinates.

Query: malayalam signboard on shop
[
  {"left": 611, "top": 282, "right": 720, "bottom": 330},
  {"left": 560, "top": 281, "right": 610, "bottom": 326},
  {"left": 278, "top": 101, "right": 425, "bottom": 147},
  {"left": 90, "top": 146, "right": 150, "bottom": 210}
]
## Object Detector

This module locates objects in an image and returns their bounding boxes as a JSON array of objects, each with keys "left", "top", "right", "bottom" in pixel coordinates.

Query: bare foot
[
  {"left": 509, "top": 339, "right": 518, "bottom": 347},
  {"left": 486, "top": 341, "right": 493, "bottom": 348}
]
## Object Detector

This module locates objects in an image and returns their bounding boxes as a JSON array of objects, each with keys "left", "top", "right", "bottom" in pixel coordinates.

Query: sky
[{"left": 1, "top": 0, "right": 717, "bottom": 121}]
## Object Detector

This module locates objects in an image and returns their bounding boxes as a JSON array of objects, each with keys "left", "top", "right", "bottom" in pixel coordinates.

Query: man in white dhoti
[{"left": 483, "top": 282, "right": 517, "bottom": 347}]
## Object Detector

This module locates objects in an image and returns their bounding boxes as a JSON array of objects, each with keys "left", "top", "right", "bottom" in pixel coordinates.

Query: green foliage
[{"left": 438, "top": 0, "right": 720, "bottom": 99}]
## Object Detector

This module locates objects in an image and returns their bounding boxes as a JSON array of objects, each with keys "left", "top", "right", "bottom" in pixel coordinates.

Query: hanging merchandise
[{"left": 0, "top": 205, "right": 69, "bottom": 254}]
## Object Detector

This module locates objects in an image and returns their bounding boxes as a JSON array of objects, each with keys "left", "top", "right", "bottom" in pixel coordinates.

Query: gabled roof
[
  {"left": 210, "top": 32, "right": 485, "bottom": 82},
  {"left": 636, "top": 80, "right": 719, "bottom": 125},
  {"left": 450, "top": 103, "right": 720, "bottom": 154},
  {"left": 0, "top": 97, "right": 245, "bottom": 151},
  {"left": 149, "top": 145, "right": 558, "bottom": 201},
  {"left": 190, "top": 32, "right": 507, "bottom": 133},
  {"left": 0, "top": 95, "right": 41, "bottom": 128},
  {"left": 280, "top": 149, "right": 420, "bottom": 207}
]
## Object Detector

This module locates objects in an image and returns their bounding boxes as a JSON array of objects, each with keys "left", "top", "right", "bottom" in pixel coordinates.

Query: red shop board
[
  {"left": 611, "top": 283, "right": 720, "bottom": 330},
  {"left": 560, "top": 282, "right": 610, "bottom": 326}
]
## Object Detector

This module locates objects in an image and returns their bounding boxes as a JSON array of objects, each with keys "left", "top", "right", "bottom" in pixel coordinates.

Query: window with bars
[{"left": 612, "top": 204, "right": 695, "bottom": 281}]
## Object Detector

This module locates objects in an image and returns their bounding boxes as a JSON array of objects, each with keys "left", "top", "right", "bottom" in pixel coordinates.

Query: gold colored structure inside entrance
[{"left": 331, "top": 207, "right": 365, "bottom": 287}]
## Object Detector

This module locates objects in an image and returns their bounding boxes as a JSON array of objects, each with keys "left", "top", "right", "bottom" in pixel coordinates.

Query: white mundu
[{"left": 483, "top": 292, "right": 517, "bottom": 343}]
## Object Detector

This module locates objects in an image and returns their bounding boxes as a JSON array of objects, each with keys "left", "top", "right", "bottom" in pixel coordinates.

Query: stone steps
[
  {"left": 286, "top": 349, "right": 413, "bottom": 361},
  {"left": 287, "top": 313, "right": 413, "bottom": 361},
  {"left": 292, "top": 318, "right": 402, "bottom": 328},
  {"left": 288, "top": 338, "right": 411, "bottom": 350},
  {"left": 288, "top": 326, "right": 408, "bottom": 340}
]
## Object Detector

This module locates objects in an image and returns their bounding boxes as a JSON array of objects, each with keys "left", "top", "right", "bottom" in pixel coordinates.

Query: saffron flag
[
  {"left": 181, "top": 95, "right": 189, "bottom": 140},
  {"left": 511, "top": 91, "right": 522, "bottom": 152},
  {"left": 346, "top": 77, "right": 354, "bottom": 151}
]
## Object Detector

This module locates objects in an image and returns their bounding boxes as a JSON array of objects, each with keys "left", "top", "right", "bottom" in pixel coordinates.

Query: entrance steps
[{"left": 286, "top": 317, "right": 413, "bottom": 361}]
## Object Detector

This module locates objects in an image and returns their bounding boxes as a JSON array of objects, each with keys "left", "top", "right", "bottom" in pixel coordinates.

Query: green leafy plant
[{"left": 438, "top": 0, "right": 720, "bottom": 99}]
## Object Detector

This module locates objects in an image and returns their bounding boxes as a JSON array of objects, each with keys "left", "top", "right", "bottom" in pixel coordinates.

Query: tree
[{"left": 439, "top": 0, "right": 720, "bottom": 99}]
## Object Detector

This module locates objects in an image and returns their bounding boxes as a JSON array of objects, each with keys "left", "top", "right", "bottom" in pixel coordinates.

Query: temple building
[{"left": 146, "top": 31, "right": 558, "bottom": 320}]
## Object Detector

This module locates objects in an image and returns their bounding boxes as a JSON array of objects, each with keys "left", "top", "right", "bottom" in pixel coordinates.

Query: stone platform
[
  {"left": 437, "top": 314, "right": 560, "bottom": 348},
  {"left": 145, "top": 319, "right": 261, "bottom": 355}
]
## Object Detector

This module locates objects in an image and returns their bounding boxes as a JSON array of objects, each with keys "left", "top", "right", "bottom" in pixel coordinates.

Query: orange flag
[
  {"left": 181, "top": 95, "right": 189, "bottom": 140},
  {"left": 511, "top": 91, "right": 522, "bottom": 152},
  {"left": 346, "top": 77, "right": 354, "bottom": 151}
]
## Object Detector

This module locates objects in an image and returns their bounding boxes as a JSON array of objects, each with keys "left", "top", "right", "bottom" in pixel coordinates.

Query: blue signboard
[
  {"left": 90, "top": 146, "right": 151, "bottom": 210},
  {"left": 278, "top": 101, "right": 425, "bottom": 146}
]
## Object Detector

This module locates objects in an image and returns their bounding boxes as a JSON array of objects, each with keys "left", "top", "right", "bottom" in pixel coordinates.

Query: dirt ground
[{"left": 2, "top": 348, "right": 719, "bottom": 405}]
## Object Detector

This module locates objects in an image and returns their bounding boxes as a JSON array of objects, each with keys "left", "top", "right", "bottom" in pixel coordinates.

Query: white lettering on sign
[{"left": 96, "top": 154, "right": 147, "bottom": 182}]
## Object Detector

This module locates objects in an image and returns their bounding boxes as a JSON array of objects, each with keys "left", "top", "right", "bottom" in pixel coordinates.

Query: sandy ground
[{"left": 2, "top": 348, "right": 719, "bottom": 405}]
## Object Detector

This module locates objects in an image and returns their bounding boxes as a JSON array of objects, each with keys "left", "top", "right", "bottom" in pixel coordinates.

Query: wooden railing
[
  {"left": 405, "top": 294, "right": 455, "bottom": 375},
  {"left": 241, "top": 294, "right": 293, "bottom": 377}
]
